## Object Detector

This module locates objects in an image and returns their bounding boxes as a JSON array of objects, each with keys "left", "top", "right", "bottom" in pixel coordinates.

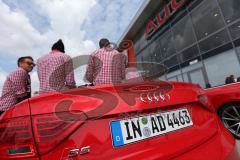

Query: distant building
[{"left": 119, "top": 0, "right": 240, "bottom": 88}]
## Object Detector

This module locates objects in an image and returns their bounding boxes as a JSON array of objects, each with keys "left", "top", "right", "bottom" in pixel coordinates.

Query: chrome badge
[{"left": 140, "top": 92, "right": 170, "bottom": 104}]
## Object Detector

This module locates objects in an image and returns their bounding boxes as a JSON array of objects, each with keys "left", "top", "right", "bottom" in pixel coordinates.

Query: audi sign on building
[{"left": 119, "top": 0, "right": 240, "bottom": 89}]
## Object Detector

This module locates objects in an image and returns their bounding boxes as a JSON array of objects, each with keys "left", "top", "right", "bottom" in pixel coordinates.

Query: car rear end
[{"left": 0, "top": 81, "right": 239, "bottom": 160}]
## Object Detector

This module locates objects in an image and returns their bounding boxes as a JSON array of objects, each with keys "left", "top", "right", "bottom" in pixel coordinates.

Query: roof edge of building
[{"left": 118, "top": 0, "right": 151, "bottom": 43}]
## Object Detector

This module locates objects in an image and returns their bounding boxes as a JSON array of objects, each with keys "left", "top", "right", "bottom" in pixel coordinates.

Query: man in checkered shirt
[
  {"left": 0, "top": 56, "right": 35, "bottom": 114},
  {"left": 37, "top": 39, "right": 76, "bottom": 94},
  {"left": 85, "top": 38, "right": 126, "bottom": 85}
]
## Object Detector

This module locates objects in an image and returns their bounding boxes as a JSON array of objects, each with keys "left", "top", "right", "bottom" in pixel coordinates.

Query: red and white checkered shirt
[
  {"left": 85, "top": 48, "right": 126, "bottom": 85},
  {"left": 37, "top": 50, "right": 76, "bottom": 94},
  {"left": 0, "top": 68, "right": 30, "bottom": 111}
]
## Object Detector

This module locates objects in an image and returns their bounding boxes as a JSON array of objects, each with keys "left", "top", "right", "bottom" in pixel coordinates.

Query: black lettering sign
[
  {"left": 157, "top": 115, "right": 166, "bottom": 131},
  {"left": 132, "top": 120, "right": 142, "bottom": 138},
  {"left": 151, "top": 117, "right": 160, "bottom": 134},
  {"left": 124, "top": 122, "right": 133, "bottom": 140}
]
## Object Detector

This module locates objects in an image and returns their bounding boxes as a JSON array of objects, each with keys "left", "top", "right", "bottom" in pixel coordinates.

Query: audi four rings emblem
[{"left": 140, "top": 92, "right": 170, "bottom": 104}]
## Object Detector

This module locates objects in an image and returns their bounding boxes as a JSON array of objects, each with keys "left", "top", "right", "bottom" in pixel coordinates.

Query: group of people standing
[
  {"left": 0, "top": 38, "right": 127, "bottom": 114},
  {"left": 225, "top": 75, "right": 240, "bottom": 84}
]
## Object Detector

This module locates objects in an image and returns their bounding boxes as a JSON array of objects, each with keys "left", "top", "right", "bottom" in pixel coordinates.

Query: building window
[
  {"left": 183, "top": 73, "right": 190, "bottom": 82},
  {"left": 190, "top": 0, "right": 225, "bottom": 40},
  {"left": 229, "top": 21, "right": 240, "bottom": 40},
  {"left": 140, "top": 47, "right": 151, "bottom": 62},
  {"left": 178, "top": 45, "right": 199, "bottom": 63},
  {"left": 172, "top": 16, "right": 196, "bottom": 51},
  {"left": 134, "top": 28, "right": 148, "bottom": 54},
  {"left": 155, "top": 43, "right": 162, "bottom": 62},
  {"left": 148, "top": 40, "right": 161, "bottom": 62},
  {"left": 134, "top": 37, "right": 142, "bottom": 54},
  {"left": 181, "top": 62, "right": 205, "bottom": 87},
  {"left": 198, "top": 29, "right": 230, "bottom": 53},
  {"left": 236, "top": 46, "right": 240, "bottom": 58},
  {"left": 166, "top": 70, "right": 182, "bottom": 82},
  {"left": 136, "top": 54, "right": 142, "bottom": 63},
  {"left": 158, "top": 75, "right": 166, "bottom": 81},
  {"left": 158, "top": 30, "right": 176, "bottom": 59},
  {"left": 218, "top": 0, "right": 240, "bottom": 24},
  {"left": 204, "top": 49, "right": 240, "bottom": 86},
  {"left": 164, "top": 55, "right": 179, "bottom": 69}
]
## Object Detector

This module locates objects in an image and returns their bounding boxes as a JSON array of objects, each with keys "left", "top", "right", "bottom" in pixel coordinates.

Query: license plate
[{"left": 110, "top": 108, "right": 193, "bottom": 148}]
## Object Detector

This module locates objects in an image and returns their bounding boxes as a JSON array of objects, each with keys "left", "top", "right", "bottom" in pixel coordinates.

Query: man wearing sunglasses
[{"left": 0, "top": 56, "right": 35, "bottom": 114}]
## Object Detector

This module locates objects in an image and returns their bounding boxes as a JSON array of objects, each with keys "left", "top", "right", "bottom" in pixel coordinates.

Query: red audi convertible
[
  {"left": 205, "top": 82, "right": 240, "bottom": 139},
  {"left": 0, "top": 81, "right": 239, "bottom": 160}
]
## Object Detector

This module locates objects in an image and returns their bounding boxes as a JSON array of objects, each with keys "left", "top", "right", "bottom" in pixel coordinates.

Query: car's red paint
[
  {"left": 205, "top": 82, "right": 240, "bottom": 111},
  {"left": 0, "top": 81, "right": 239, "bottom": 160},
  {"left": 204, "top": 82, "right": 240, "bottom": 139}
]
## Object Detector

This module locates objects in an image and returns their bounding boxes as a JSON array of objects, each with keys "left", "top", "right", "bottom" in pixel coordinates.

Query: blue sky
[{"left": 0, "top": 0, "right": 145, "bottom": 92}]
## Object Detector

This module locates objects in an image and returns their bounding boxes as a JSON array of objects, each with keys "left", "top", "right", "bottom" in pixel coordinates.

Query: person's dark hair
[
  {"left": 117, "top": 47, "right": 124, "bottom": 53},
  {"left": 52, "top": 39, "right": 65, "bottom": 53},
  {"left": 205, "top": 83, "right": 212, "bottom": 89},
  {"left": 99, "top": 38, "right": 110, "bottom": 48},
  {"left": 237, "top": 77, "right": 240, "bottom": 82},
  {"left": 17, "top": 56, "right": 34, "bottom": 67}
]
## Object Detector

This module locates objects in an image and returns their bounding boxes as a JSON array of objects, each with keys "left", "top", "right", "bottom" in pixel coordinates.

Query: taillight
[
  {"left": 198, "top": 94, "right": 215, "bottom": 112},
  {"left": 0, "top": 116, "right": 37, "bottom": 159},
  {"left": 32, "top": 112, "right": 84, "bottom": 155}
]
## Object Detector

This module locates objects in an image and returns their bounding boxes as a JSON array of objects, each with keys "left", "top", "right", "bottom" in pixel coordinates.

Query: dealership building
[{"left": 119, "top": 0, "right": 240, "bottom": 88}]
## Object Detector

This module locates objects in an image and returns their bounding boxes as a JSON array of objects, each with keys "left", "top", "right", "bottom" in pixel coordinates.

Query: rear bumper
[
  {"left": 40, "top": 121, "right": 239, "bottom": 160},
  {"left": 175, "top": 134, "right": 239, "bottom": 160},
  {"left": 39, "top": 111, "right": 239, "bottom": 160},
  {"left": 41, "top": 130, "right": 239, "bottom": 160},
  {"left": 175, "top": 120, "right": 240, "bottom": 160},
  {"left": 225, "top": 144, "right": 240, "bottom": 160}
]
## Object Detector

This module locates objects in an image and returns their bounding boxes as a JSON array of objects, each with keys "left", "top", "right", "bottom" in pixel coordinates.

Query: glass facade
[{"left": 134, "top": 0, "right": 240, "bottom": 88}]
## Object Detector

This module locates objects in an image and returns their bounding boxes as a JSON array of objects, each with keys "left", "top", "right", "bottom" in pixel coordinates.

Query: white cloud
[
  {"left": 82, "top": 0, "right": 144, "bottom": 43},
  {"left": 34, "top": 0, "right": 97, "bottom": 57},
  {"left": 0, "top": 0, "right": 97, "bottom": 59},
  {"left": 0, "top": 0, "right": 98, "bottom": 93},
  {"left": 30, "top": 71, "right": 39, "bottom": 95},
  {"left": 0, "top": 68, "right": 7, "bottom": 92},
  {"left": 0, "top": 0, "right": 144, "bottom": 93},
  {"left": 0, "top": 1, "right": 46, "bottom": 56}
]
